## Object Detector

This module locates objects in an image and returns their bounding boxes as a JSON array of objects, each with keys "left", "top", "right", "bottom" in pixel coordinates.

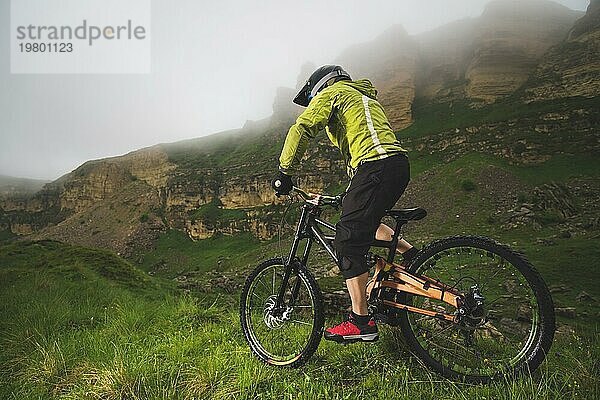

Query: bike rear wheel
[
  {"left": 396, "top": 235, "right": 555, "bottom": 383},
  {"left": 240, "top": 257, "right": 324, "bottom": 367}
]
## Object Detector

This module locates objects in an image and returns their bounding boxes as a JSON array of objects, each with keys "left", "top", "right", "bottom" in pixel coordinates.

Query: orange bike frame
[{"left": 368, "top": 258, "right": 462, "bottom": 322}]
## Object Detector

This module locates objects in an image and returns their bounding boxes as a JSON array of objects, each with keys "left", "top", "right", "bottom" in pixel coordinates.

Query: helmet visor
[{"left": 293, "top": 82, "right": 311, "bottom": 107}]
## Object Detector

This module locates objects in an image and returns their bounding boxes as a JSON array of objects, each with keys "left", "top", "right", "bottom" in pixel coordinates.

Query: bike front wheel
[
  {"left": 240, "top": 257, "right": 324, "bottom": 367},
  {"left": 397, "top": 235, "right": 555, "bottom": 383}
]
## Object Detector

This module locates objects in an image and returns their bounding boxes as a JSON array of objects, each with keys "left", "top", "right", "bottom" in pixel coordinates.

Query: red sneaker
[{"left": 324, "top": 314, "right": 379, "bottom": 343}]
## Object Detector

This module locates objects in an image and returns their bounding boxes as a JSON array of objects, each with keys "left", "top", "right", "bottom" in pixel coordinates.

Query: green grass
[
  {"left": 506, "top": 155, "right": 600, "bottom": 184},
  {"left": 0, "top": 240, "right": 154, "bottom": 289},
  {"left": 408, "top": 145, "right": 599, "bottom": 184},
  {"left": 1, "top": 60, "right": 599, "bottom": 399},
  {"left": 461, "top": 179, "right": 476, "bottom": 192},
  {"left": 139, "top": 230, "right": 262, "bottom": 278},
  {"left": 398, "top": 96, "right": 599, "bottom": 140},
  {"left": 408, "top": 152, "right": 444, "bottom": 177},
  {"left": 0, "top": 229, "right": 16, "bottom": 243},
  {"left": 501, "top": 234, "right": 600, "bottom": 332},
  {"left": 1, "top": 240, "right": 598, "bottom": 399},
  {"left": 534, "top": 210, "right": 566, "bottom": 226},
  {"left": 163, "top": 122, "right": 287, "bottom": 175},
  {"left": 400, "top": 152, "right": 599, "bottom": 233},
  {"left": 189, "top": 200, "right": 247, "bottom": 224}
]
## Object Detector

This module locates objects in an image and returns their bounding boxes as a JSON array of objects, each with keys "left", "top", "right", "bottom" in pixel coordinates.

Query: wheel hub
[
  {"left": 263, "top": 295, "right": 292, "bottom": 329},
  {"left": 457, "top": 285, "right": 488, "bottom": 329}
]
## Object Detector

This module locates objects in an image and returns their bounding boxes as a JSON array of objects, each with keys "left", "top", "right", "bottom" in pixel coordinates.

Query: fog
[{"left": 0, "top": 0, "right": 589, "bottom": 180}]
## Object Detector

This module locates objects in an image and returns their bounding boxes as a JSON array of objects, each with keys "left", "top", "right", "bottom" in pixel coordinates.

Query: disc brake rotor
[{"left": 263, "top": 295, "right": 292, "bottom": 329}]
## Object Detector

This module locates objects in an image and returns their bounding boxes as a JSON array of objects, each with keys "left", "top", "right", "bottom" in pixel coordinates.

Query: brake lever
[
  {"left": 307, "top": 193, "right": 342, "bottom": 208},
  {"left": 306, "top": 193, "right": 321, "bottom": 206},
  {"left": 333, "top": 194, "right": 343, "bottom": 209}
]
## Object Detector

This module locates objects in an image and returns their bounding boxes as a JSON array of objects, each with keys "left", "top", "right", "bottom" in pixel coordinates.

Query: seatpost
[{"left": 386, "top": 219, "right": 406, "bottom": 264}]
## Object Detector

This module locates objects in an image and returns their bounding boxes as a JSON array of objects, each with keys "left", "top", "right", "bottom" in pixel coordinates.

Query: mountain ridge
[
  {"left": 1, "top": 0, "right": 598, "bottom": 258},
  {"left": 0, "top": 175, "right": 49, "bottom": 197}
]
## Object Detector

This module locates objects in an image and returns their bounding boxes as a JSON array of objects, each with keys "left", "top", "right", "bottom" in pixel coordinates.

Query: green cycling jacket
[{"left": 279, "top": 79, "right": 407, "bottom": 178}]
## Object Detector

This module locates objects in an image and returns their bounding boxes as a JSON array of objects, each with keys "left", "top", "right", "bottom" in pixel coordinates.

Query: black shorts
[{"left": 333, "top": 154, "right": 410, "bottom": 279}]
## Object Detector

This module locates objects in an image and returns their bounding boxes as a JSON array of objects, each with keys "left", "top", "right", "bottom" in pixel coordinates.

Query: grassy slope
[
  {"left": 406, "top": 152, "right": 599, "bottom": 234},
  {"left": 162, "top": 121, "right": 287, "bottom": 174},
  {"left": 0, "top": 229, "right": 16, "bottom": 243},
  {"left": 400, "top": 96, "right": 599, "bottom": 140},
  {"left": 139, "top": 230, "right": 262, "bottom": 278},
  {"left": 2, "top": 79, "right": 599, "bottom": 399},
  {"left": 1, "top": 240, "right": 598, "bottom": 399}
]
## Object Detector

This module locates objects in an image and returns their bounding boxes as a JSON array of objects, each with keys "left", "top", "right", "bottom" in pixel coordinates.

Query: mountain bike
[{"left": 239, "top": 187, "right": 555, "bottom": 383}]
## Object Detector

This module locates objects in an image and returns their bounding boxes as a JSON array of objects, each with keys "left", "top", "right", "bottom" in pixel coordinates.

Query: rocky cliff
[
  {"left": 1, "top": 0, "right": 597, "bottom": 257},
  {"left": 523, "top": 0, "right": 600, "bottom": 102},
  {"left": 334, "top": 1, "right": 583, "bottom": 131},
  {"left": 465, "top": 0, "right": 582, "bottom": 102}
]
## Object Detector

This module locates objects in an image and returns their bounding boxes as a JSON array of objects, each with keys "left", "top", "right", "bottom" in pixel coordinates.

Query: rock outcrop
[
  {"left": 30, "top": 180, "right": 165, "bottom": 258},
  {"left": 59, "top": 162, "right": 133, "bottom": 213},
  {"left": 465, "top": 0, "right": 582, "bottom": 102},
  {"left": 415, "top": 0, "right": 582, "bottom": 103},
  {"left": 1, "top": 147, "right": 176, "bottom": 254},
  {"left": 335, "top": 0, "right": 582, "bottom": 120},
  {"left": 523, "top": 0, "right": 600, "bottom": 101}
]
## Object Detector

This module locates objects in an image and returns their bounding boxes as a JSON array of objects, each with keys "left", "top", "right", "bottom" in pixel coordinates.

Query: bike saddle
[{"left": 385, "top": 207, "right": 427, "bottom": 221}]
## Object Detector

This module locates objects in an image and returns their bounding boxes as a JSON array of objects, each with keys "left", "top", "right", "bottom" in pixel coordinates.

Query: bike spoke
[
  {"left": 258, "top": 276, "right": 272, "bottom": 295},
  {"left": 291, "top": 319, "right": 312, "bottom": 326},
  {"left": 252, "top": 292, "right": 268, "bottom": 303}
]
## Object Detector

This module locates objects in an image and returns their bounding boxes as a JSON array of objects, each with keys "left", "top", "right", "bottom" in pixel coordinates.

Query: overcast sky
[{"left": 0, "top": 0, "right": 589, "bottom": 180}]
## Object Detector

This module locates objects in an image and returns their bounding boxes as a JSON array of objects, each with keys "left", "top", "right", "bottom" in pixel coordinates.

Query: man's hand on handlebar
[
  {"left": 271, "top": 171, "right": 293, "bottom": 196},
  {"left": 271, "top": 171, "right": 343, "bottom": 208}
]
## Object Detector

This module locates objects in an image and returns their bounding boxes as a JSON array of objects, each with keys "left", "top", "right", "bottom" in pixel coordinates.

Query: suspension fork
[
  {"left": 276, "top": 205, "right": 310, "bottom": 308},
  {"left": 288, "top": 238, "right": 312, "bottom": 307}
]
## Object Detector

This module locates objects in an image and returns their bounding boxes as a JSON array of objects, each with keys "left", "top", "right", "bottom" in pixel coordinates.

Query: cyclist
[{"left": 272, "top": 65, "right": 418, "bottom": 344}]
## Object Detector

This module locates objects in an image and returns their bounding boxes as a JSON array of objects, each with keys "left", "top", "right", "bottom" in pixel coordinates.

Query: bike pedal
[
  {"left": 359, "top": 335, "right": 379, "bottom": 343},
  {"left": 324, "top": 334, "right": 378, "bottom": 345}
]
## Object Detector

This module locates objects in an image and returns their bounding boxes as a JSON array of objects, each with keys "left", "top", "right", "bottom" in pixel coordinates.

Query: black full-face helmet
[{"left": 293, "top": 65, "right": 351, "bottom": 107}]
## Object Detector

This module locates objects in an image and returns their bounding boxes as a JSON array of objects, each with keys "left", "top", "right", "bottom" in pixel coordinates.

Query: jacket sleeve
[{"left": 278, "top": 91, "right": 334, "bottom": 174}]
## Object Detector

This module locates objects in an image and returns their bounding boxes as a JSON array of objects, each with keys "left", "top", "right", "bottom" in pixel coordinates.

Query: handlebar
[
  {"left": 273, "top": 178, "right": 342, "bottom": 207},
  {"left": 291, "top": 186, "right": 342, "bottom": 207}
]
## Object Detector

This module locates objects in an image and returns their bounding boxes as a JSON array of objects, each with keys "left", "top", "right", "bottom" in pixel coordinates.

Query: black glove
[{"left": 271, "top": 171, "right": 293, "bottom": 196}]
